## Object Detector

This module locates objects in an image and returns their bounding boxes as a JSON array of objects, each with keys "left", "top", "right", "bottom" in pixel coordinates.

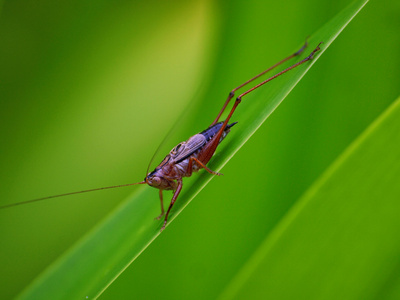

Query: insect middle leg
[{"left": 188, "top": 156, "right": 223, "bottom": 177}]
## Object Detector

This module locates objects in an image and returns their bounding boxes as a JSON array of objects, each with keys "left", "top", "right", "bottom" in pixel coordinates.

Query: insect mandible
[{"left": 0, "top": 41, "right": 322, "bottom": 231}]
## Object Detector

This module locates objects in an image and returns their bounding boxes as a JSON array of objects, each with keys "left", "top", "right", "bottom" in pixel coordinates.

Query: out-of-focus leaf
[
  {"left": 18, "top": 0, "right": 368, "bottom": 298},
  {"left": 220, "top": 92, "right": 400, "bottom": 299}
]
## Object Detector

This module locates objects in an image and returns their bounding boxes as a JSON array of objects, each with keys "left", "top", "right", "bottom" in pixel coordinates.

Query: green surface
[
  {"left": 220, "top": 95, "right": 400, "bottom": 299},
  {"left": 0, "top": 0, "right": 399, "bottom": 299}
]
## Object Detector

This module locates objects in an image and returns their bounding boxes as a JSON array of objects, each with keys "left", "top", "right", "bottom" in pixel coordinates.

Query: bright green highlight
[{"left": 17, "top": 0, "right": 367, "bottom": 299}]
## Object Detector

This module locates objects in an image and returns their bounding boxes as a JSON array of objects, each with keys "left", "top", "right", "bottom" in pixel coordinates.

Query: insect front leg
[
  {"left": 155, "top": 189, "right": 165, "bottom": 220},
  {"left": 161, "top": 179, "right": 183, "bottom": 231}
]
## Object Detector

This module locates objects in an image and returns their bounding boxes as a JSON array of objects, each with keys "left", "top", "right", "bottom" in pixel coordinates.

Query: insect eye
[
  {"left": 153, "top": 177, "right": 161, "bottom": 185},
  {"left": 172, "top": 143, "right": 183, "bottom": 154},
  {"left": 147, "top": 176, "right": 161, "bottom": 187}
]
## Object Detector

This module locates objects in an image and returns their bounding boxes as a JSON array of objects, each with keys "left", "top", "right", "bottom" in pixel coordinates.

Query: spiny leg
[
  {"left": 161, "top": 179, "right": 183, "bottom": 231},
  {"left": 210, "top": 43, "right": 322, "bottom": 150},
  {"left": 155, "top": 189, "right": 165, "bottom": 220},
  {"left": 211, "top": 39, "right": 309, "bottom": 126}
]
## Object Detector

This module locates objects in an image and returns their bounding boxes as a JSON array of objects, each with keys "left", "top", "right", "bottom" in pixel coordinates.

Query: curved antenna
[
  {"left": 146, "top": 130, "right": 173, "bottom": 176},
  {"left": 146, "top": 97, "right": 202, "bottom": 176},
  {"left": 0, "top": 181, "right": 146, "bottom": 210}
]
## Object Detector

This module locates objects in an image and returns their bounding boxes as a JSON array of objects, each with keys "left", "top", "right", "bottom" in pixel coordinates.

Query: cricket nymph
[
  {"left": 3, "top": 41, "right": 322, "bottom": 232},
  {"left": 145, "top": 121, "right": 237, "bottom": 191},
  {"left": 143, "top": 121, "right": 238, "bottom": 226}
]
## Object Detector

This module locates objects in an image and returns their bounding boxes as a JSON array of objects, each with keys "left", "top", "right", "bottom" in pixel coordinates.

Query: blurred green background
[{"left": 0, "top": 0, "right": 399, "bottom": 299}]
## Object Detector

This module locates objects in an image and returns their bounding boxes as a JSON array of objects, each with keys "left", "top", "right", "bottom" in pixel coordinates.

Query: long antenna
[{"left": 0, "top": 181, "right": 146, "bottom": 209}]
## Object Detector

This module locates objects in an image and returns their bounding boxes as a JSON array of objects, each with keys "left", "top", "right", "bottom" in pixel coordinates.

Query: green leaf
[
  {"left": 18, "top": 0, "right": 368, "bottom": 298},
  {"left": 219, "top": 96, "right": 400, "bottom": 297}
]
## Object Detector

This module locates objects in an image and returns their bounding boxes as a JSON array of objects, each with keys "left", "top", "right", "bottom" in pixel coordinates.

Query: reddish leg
[
  {"left": 155, "top": 189, "right": 165, "bottom": 220},
  {"left": 188, "top": 156, "right": 223, "bottom": 177},
  {"left": 161, "top": 179, "right": 183, "bottom": 231},
  {"left": 237, "top": 43, "right": 321, "bottom": 100},
  {"left": 208, "top": 43, "right": 322, "bottom": 158},
  {"left": 211, "top": 39, "right": 309, "bottom": 126}
]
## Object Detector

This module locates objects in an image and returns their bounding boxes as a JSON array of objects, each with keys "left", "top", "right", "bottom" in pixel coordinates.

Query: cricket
[{"left": 0, "top": 41, "right": 322, "bottom": 231}]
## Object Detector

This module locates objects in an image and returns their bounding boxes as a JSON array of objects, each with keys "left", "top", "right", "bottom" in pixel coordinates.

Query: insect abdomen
[{"left": 200, "top": 121, "right": 237, "bottom": 141}]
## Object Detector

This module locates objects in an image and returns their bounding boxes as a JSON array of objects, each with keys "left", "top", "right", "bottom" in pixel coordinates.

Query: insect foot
[
  {"left": 161, "top": 221, "right": 167, "bottom": 232},
  {"left": 154, "top": 212, "right": 165, "bottom": 220},
  {"left": 308, "top": 42, "right": 323, "bottom": 60}
]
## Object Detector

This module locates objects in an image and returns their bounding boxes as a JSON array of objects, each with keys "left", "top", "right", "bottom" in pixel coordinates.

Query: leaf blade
[
  {"left": 220, "top": 87, "right": 400, "bottom": 299},
  {"left": 18, "top": 0, "right": 368, "bottom": 298}
]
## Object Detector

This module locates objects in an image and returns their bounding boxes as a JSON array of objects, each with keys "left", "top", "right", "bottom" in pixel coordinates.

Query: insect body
[
  {"left": 144, "top": 41, "right": 321, "bottom": 230},
  {"left": 146, "top": 122, "right": 237, "bottom": 229},
  {"left": 146, "top": 122, "right": 237, "bottom": 191},
  {"left": 0, "top": 41, "right": 322, "bottom": 231}
]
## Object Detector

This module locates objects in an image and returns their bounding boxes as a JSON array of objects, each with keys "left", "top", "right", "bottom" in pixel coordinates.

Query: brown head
[{"left": 145, "top": 167, "right": 177, "bottom": 191}]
